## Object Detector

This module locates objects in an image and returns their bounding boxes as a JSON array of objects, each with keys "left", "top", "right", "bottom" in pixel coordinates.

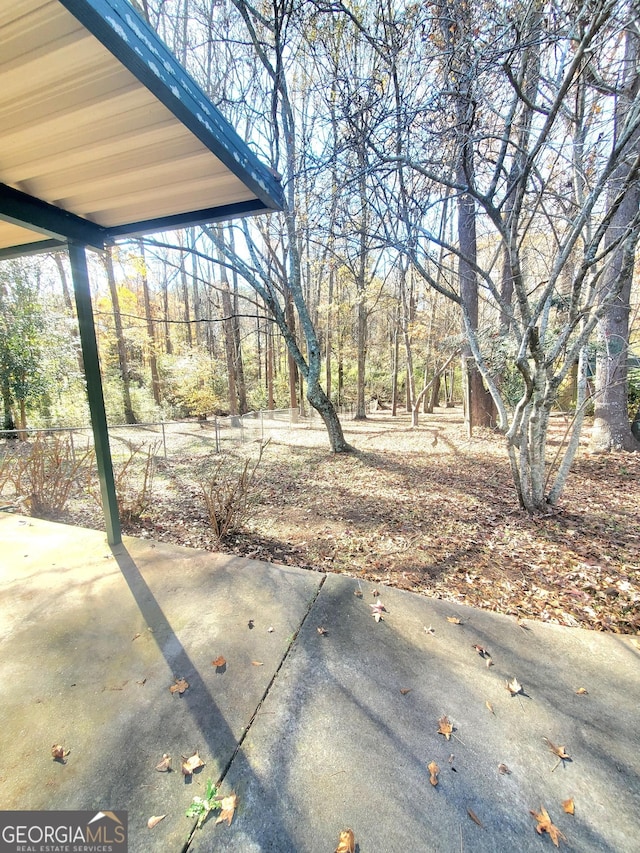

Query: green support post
[{"left": 68, "top": 242, "right": 121, "bottom": 545}]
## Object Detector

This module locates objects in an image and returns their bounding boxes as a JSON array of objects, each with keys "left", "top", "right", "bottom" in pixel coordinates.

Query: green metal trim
[
  {"left": 106, "top": 199, "right": 274, "bottom": 239},
  {"left": 59, "top": 0, "right": 284, "bottom": 212},
  {"left": 0, "top": 183, "right": 110, "bottom": 250},
  {"left": 0, "top": 239, "right": 68, "bottom": 261},
  {"left": 68, "top": 242, "right": 121, "bottom": 545}
]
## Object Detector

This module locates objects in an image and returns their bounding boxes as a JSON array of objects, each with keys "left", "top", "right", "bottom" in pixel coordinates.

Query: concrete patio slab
[
  {"left": 1, "top": 514, "right": 639, "bottom": 852},
  {"left": 0, "top": 514, "right": 322, "bottom": 852},
  {"left": 193, "top": 577, "right": 640, "bottom": 853}
]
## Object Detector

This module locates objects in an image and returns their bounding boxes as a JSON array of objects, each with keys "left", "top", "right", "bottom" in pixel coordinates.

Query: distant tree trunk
[
  {"left": 161, "top": 262, "right": 173, "bottom": 355},
  {"left": 219, "top": 264, "right": 239, "bottom": 417},
  {"left": 180, "top": 250, "right": 192, "bottom": 349},
  {"left": 267, "top": 320, "right": 274, "bottom": 410},
  {"left": 440, "top": 0, "right": 496, "bottom": 435},
  {"left": 325, "top": 263, "right": 334, "bottom": 402},
  {"left": 189, "top": 230, "right": 202, "bottom": 346},
  {"left": 229, "top": 247, "right": 248, "bottom": 414},
  {"left": 2, "top": 378, "right": 15, "bottom": 432},
  {"left": 53, "top": 252, "right": 84, "bottom": 373},
  {"left": 138, "top": 241, "right": 162, "bottom": 407},
  {"left": 103, "top": 248, "right": 135, "bottom": 424},
  {"left": 428, "top": 373, "right": 441, "bottom": 413},
  {"left": 285, "top": 290, "right": 299, "bottom": 417},
  {"left": 592, "top": 21, "right": 640, "bottom": 453},
  {"left": 391, "top": 313, "right": 400, "bottom": 416},
  {"left": 399, "top": 263, "right": 415, "bottom": 412},
  {"left": 354, "top": 142, "right": 369, "bottom": 421},
  {"left": 411, "top": 351, "right": 457, "bottom": 426}
]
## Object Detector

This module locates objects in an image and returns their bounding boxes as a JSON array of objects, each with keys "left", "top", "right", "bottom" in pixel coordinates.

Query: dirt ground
[{"left": 61, "top": 408, "right": 640, "bottom": 634}]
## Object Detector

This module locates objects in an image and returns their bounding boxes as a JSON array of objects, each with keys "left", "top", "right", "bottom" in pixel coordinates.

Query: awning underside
[{"left": 0, "top": 0, "right": 283, "bottom": 255}]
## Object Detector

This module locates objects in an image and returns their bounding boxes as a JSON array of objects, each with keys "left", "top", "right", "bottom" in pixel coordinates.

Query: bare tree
[{"left": 592, "top": 13, "right": 640, "bottom": 451}]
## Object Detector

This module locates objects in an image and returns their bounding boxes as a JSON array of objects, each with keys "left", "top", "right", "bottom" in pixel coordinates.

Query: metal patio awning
[
  {"left": 0, "top": 0, "right": 283, "bottom": 257},
  {"left": 0, "top": 0, "right": 283, "bottom": 544}
]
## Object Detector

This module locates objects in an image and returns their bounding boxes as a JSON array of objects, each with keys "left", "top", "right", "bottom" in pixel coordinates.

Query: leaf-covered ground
[{"left": 72, "top": 409, "right": 640, "bottom": 634}]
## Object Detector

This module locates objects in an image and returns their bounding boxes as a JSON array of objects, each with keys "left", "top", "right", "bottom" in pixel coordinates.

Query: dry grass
[{"left": 26, "top": 407, "right": 640, "bottom": 634}]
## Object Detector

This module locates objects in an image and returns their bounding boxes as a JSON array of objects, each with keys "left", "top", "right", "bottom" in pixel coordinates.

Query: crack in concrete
[{"left": 183, "top": 572, "right": 327, "bottom": 851}]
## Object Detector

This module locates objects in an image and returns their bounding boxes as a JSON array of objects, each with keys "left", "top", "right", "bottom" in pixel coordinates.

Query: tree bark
[
  {"left": 103, "top": 248, "right": 136, "bottom": 424},
  {"left": 138, "top": 242, "right": 162, "bottom": 407},
  {"left": 592, "top": 20, "right": 640, "bottom": 452}
]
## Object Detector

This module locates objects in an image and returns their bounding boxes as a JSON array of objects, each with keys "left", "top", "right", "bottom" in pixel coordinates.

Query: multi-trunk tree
[{"left": 354, "top": 0, "right": 640, "bottom": 510}]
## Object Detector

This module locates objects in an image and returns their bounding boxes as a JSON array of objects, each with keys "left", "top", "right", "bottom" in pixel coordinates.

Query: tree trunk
[
  {"left": 267, "top": 319, "right": 274, "bottom": 410},
  {"left": 230, "top": 258, "right": 248, "bottom": 414},
  {"left": 103, "top": 248, "right": 136, "bottom": 424},
  {"left": 53, "top": 252, "right": 84, "bottom": 373},
  {"left": 325, "top": 264, "right": 334, "bottom": 403},
  {"left": 162, "top": 261, "right": 173, "bottom": 355},
  {"left": 180, "top": 250, "right": 192, "bottom": 349},
  {"left": 440, "top": 0, "right": 496, "bottom": 436},
  {"left": 220, "top": 276, "right": 238, "bottom": 417},
  {"left": 2, "top": 377, "right": 16, "bottom": 434},
  {"left": 354, "top": 141, "right": 369, "bottom": 420},
  {"left": 428, "top": 372, "right": 441, "bottom": 413},
  {"left": 592, "top": 22, "right": 640, "bottom": 453},
  {"left": 391, "top": 315, "right": 400, "bottom": 417},
  {"left": 138, "top": 242, "right": 162, "bottom": 407},
  {"left": 355, "top": 299, "right": 367, "bottom": 419}
]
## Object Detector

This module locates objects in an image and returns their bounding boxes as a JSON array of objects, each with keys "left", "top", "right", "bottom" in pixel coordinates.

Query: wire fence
[{"left": 0, "top": 404, "right": 358, "bottom": 462}]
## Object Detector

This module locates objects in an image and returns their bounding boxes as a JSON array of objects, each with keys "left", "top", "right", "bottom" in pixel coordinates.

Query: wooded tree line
[{"left": 1, "top": 0, "right": 639, "bottom": 513}]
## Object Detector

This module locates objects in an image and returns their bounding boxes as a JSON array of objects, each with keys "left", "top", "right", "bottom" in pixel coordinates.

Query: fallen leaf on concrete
[
  {"left": 335, "top": 829, "right": 355, "bottom": 853},
  {"left": 428, "top": 761, "right": 439, "bottom": 786},
  {"left": 530, "top": 805, "right": 566, "bottom": 847},
  {"left": 354, "top": 589, "right": 363, "bottom": 598},
  {"left": 486, "top": 701, "right": 495, "bottom": 715},
  {"left": 400, "top": 688, "right": 412, "bottom": 695},
  {"left": 181, "top": 751, "right": 205, "bottom": 776},
  {"left": 215, "top": 793, "right": 238, "bottom": 826},
  {"left": 51, "top": 744, "right": 69, "bottom": 763},
  {"left": 132, "top": 633, "right": 141, "bottom": 641},
  {"left": 155, "top": 754, "right": 172, "bottom": 772},
  {"left": 251, "top": 660, "right": 264, "bottom": 666},
  {"left": 467, "top": 808, "right": 484, "bottom": 827},
  {"left": 370, "top": 601, "right": 386, "bottom": 622},
  {"left": 486, "top": 656, "right": 494, "bottom": 667},
  {"left": 498, "top": 763, "right": 511, "bottom": 775},
  {"left": 562, "top": 798, "right": 574, "bottom": 815},
  {"left": 544, "top": 738, "right": 571, "bottom": 761},
  {"left": 267, "top": 626, "right": 274, "bottom": 633},
  {"left": 372, "top": 589, "right": 380, "bottom": 597},
  {"left": 248, "top": 619, "right": 255, "bottom": 629},
  {"left": 147, "top": 815, "right": 166, "bottom": 829},
  {"left": 424, "top": 625, "right": 435, "bottom": 635},
  {"left": 506, "top": 677, "right": 523, "bottom": 696},
  {"left": 212, "top": 656, "right": 226, "bottom": 669},
  {"left": 575, "top": 687, "right": 588, "bottom": 695},
  {"left": 447, "top": 616, "right": 462, "bottom": 624},
  {"left": 170, "top": 678, "right": 189, "bottom": 695},
  {"left": 317, "top": 626, "right": 328, "bottom": 635},
  {"left": 472, "top": 644, "right": 490, "bottom": 657},
  {"left": 438, "top": 715, "right": 453, "bottom": 740}
]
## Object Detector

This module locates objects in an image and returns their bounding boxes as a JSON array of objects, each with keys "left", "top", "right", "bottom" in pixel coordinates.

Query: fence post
[
  {"left": 161, "top": 420, "right": 167, "bottom": 460},
  {"left": 215, "top": 416, "right": 220, "bottom": 453}
]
